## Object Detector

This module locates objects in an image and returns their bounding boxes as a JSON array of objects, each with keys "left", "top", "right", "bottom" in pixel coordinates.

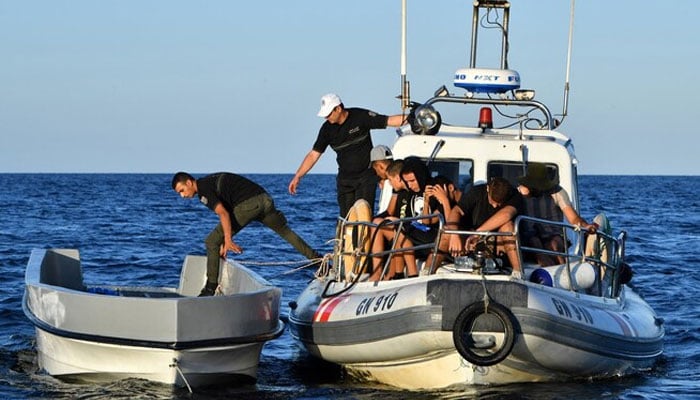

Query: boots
[{"left": 198, "top": 281, "right": 218, "bottom": 297}]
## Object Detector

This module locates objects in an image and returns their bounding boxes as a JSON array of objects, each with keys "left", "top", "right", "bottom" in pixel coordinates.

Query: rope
[
  {"left": 480, "top": 270, "right": 490, "bottom": 312},
  {"left": 284, "top": 254, "right": 331, "bottom": 276},
  {"left": 231, "top": 256, "right": 324, "bottom": 275},
  {"left": 312, "top": 253, "right": 333, "bottom": 278},
  {"left": 237, "top": 258, "right": 321, "bottom": 266},
  {"left": 169, "top": 358, "right": 193, "bottom": 394},
  {"left": 235, "top": 239, "right": 336, "bottom": 271},
  {"left": 473, "top": 236, "right": 494, "bottom": 313}
]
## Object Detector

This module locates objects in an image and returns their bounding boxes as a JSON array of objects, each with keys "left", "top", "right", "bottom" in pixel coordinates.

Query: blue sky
[{"left": 1, "top": 0, "right": 697, "bottom": 175}]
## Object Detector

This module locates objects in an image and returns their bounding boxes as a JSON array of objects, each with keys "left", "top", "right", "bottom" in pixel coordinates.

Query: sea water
[{"left": 1, "top": 174, "right": 698, "bottom": 399}]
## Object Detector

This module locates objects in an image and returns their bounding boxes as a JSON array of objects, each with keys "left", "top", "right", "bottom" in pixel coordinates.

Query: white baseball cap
[{"left": 317, "top": 93, "right": 342, "bottom": 117}]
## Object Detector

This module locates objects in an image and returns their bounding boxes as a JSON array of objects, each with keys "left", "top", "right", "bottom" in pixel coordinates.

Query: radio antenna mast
[
  {"left": 400, "top": 0, "right": 410, "bottom": 112},
  {"left": 561, "top": 0, "right": 576, "bottom": 122}
]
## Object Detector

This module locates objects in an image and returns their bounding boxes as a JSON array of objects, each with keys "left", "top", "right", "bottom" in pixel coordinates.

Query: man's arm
[
  {"left": 386, "top": 114, "right": 407, "bottom": 127},
  {"left": 213, "top": 203, "right": 242, "bottom": 255},
  {"left": 553, "top": 189, "right": 594, "bottom": 230},
  {"left": 445, "top": 205, "right": 465, "bottom": 255},
  {"left": 477, "top": 205, "right": 517, "bottom": 232},
  {"left": 424, "top": 184, "right": 451, "bottom": 224},
  {"left": 386, "top": 193, "right": 399, "bottom": 216},
  {"left": 288, "top": 150, "right": 322, "bottom": 195},
  {"left": 562, "top": 206, "right": 597, "bottom": 231}
]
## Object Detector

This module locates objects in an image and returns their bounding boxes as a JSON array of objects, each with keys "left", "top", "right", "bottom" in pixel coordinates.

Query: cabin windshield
[
  {"left": 488, "top": 161, "right": 559, "bottom": 189},
  {"left": 424, "top": 159, "right": 474, "bottom": 193},
  {"left": 411, "top": 158, "right": 561, "bottom": 193}
]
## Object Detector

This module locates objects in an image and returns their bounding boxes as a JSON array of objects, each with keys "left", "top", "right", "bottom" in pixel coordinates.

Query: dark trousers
[
  {"left": 204, "top": 193, "right": 318, "bottom": 284},
  {"left": 337, "top": 172, "right": 377, "bottom": 217}
]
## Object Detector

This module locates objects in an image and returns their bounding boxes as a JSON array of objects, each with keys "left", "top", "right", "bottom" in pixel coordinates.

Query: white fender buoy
[{"left": 529, "top": 262, "right": 596, "bottom": 290}]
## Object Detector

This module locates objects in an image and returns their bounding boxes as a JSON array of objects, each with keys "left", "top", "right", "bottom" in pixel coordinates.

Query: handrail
[
  {"left": 334, "top": 213, "right": 444, "bottom": 282},
  {"left": 424, "top": 94, "right": 554, "bottom": 130},
  {"left": 328, "top": 211, "right": 625, "bottom": 299},
  {"left": 431, "top": 228, "right": 515, "bottom": 276},
  {"left": 514, "top": 214, "right": 624, "bottom": 297}
]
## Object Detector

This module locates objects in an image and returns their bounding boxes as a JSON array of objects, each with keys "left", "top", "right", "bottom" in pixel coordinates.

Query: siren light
[{"left": 478, "top": 107, "right": 493, "bottom": 130}]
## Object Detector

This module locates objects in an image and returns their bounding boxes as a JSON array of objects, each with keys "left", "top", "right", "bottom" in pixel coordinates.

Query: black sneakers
[{"left": 198, "top": 282, "right": 218, "bottom": 297}]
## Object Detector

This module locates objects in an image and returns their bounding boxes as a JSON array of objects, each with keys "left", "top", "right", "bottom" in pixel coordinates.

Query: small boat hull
[
  {"left": 23, "top": 248, "right": 284, "bottom": 388},
  {"left": 35, "top": 329, "right": 264, "bottom": 386}
]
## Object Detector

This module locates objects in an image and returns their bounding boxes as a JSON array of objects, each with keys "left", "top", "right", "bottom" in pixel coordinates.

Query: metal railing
[
  {"left": 514, "top": 214, "right": 627, "bottom": 298},
  {"left": 333, "top": 213, "right": 444, "bottom": 282},
  {"left": 323, "top": 212, "right": 627, "bottom": 299}
]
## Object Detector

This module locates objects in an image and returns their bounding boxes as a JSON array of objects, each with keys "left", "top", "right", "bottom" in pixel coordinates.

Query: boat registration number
[
  {"left": 551, "top": 298, "right": 594, "bottom": 325},
  {"left": 356, "top": 292, "right": 399, "bottom": 316}
]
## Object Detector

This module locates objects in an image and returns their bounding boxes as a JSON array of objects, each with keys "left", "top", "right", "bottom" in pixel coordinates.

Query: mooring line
[{"left": 169, "top": 358, "right": 193, "bottom": 394}]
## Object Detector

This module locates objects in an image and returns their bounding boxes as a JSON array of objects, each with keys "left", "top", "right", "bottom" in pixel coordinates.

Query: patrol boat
[
  {"left": 23, "top": 248, "right": 284, "bottom": 389},
  {"left": 287, "top": 0, "right": 664, "bottom": 389}
]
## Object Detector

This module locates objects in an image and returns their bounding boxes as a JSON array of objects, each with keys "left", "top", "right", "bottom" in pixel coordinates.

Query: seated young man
[
  {"left": 436, "top": 177, "right": 524, "bottom": 277},
  {"left": 422, "top": 175, "right": 463, "bottom": 270},
  {"left": 369, "top": 159, "right": 414, "bottom": 281},
  {"left": 425, "top": 175, "right": 463, "bottom": 224},
  {"left": 378, "top": 159, "right": 441, "bottom": 279},
  {"left": 517, "top": 163, "right": 597, "bottom": 266},
  {"left": 370, "top": 145, "right": 393, "bottom": 185},
  {"left": 370, "top": 162, "right": 465, "bottom": 280},
  {"left": 370, "top": 145, "right": 394, "bottom": 214},
  {"left": 374, "top": 159, "right": 404, "bottom": 218},
  {"left": 369, "top": 158, "right": 433, "bottom": 281}
]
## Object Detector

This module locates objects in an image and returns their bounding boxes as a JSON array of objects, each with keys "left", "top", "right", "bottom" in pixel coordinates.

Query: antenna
[
  {"left": 561, "top": 0, "right": 576, "bottom": 120},
  {"left": 400, "top": 0, "right": 410, "bottom": 111},
  {"left": 469, "top": 0, "right": 510, "bottom": 69}
]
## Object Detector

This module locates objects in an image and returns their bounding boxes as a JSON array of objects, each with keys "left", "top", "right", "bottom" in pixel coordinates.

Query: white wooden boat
[
  {"left": 287, "top": 0, "right": 664, "bottom": 389},
  {"left": 23, "top": 248, "right": 284, "bottom": 389}
]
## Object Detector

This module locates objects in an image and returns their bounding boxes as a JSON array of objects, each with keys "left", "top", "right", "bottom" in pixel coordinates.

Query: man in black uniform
[
  {"left": 288, "top": 93, "right": 405, "bottom": 217},
  {"left": 172, "top": 172, "right": 320, "bottom": 296}
]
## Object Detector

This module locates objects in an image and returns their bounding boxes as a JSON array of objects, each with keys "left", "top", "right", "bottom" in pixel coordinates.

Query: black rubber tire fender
[{"left": 453, "top": 301, "right": 516, "bottom": 367}]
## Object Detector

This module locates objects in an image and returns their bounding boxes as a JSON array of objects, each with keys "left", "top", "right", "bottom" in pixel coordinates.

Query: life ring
[
  {"left": 342, "top": 199, "right": 372, "bottom": 281},
  {"left": 453, "top": 301, "right": 516, "bottom": 366}
]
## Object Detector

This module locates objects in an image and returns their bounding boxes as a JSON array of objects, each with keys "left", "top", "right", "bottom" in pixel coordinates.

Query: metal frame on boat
[
  {"left": 287, "top": 0, "right": 664, "bottom": 389},
  {"left": 23, "top": 248, "right": 284, "bottom": 389}
]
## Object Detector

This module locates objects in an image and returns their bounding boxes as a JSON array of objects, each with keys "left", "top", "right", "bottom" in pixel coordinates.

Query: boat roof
[{"left": 389, "top": 96, "right": 580, "bottom": 209}]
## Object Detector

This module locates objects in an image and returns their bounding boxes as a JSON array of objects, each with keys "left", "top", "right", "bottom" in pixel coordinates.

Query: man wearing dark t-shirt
[
  {"left": 288, "top": 93, "right": 405, "bottom": 217},
  {"left": 172, "top": 172, "right": 319, "bottom": 296},
  {"left": 438, "top": 177, "right": 524, "bottom": 276}
]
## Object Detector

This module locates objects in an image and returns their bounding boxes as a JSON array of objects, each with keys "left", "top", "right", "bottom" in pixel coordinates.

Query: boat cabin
[{"left": 385, "top": 114, "right": 579, "bottom": 213}]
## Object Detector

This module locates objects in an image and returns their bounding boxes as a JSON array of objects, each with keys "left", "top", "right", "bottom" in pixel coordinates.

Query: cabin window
[
  {"left": 424, "top": 159, "right": 474, "bottom": 192},
  {"left": 487, "top": 161, "right": 559, "bottom": 188}
]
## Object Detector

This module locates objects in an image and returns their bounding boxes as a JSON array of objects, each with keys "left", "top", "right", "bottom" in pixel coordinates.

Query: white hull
[
  {"left": 339, "top": 332, "right": 646, "bottom": 390},
  {"left": 343, "top": 350, "right": 541, "bottom": 389},
  {"left": 35, "top": 329, "right": 263, "bottom": 386},
  {"left": 24, "top": 249, "right": 284, "bottom": 388},
  {"left": 289, "top": 270, "right": 663, "bottom": 389}
]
